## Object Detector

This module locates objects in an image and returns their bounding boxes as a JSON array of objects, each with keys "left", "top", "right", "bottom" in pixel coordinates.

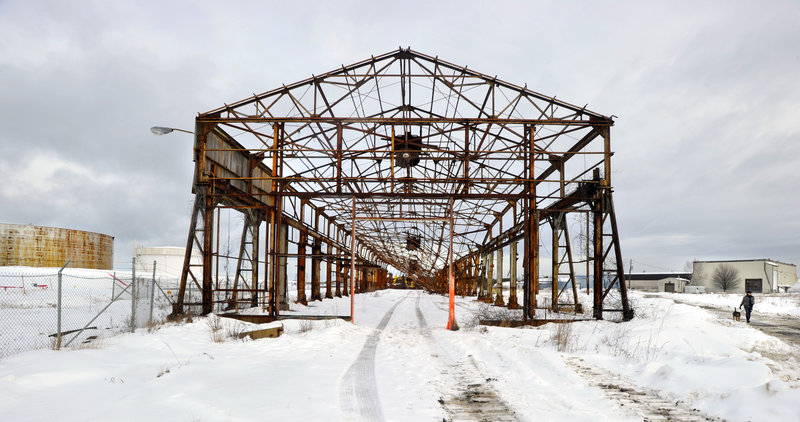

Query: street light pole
[{"left": 150, "top": 126, "right": 193, "bottom": 136}]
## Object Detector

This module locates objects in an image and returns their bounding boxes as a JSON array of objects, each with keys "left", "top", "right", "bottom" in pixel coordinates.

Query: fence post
[
  {"left": 131, "top": 257, "right": 136, "bottom": 333},
  {"left": 149, "top": 260, "right": 156, "bottom": 326},
  {"left": 112, "top": 271, "right": 116, "bottom": 298},
  {"left": 56, "top": 260, "right": 70, "bottom": 350}
]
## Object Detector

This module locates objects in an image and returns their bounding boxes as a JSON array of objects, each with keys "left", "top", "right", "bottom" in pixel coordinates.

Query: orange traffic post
[
  {"left": 350, "top": 198, "right": 356, "bottom": 324},
  {"left": 447, "top": 197, "right": 458, "bottom": 330}
]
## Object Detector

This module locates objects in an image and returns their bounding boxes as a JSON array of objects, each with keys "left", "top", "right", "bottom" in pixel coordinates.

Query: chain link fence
[{"left": 0, "top": 259, "right": 187, "bottom": 359}]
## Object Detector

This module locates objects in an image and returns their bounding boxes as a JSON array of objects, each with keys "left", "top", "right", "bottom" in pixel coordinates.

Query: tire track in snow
[
  {"left": 565, "top": 356, "right": 722, "bottom": 422},
  {"left": 415, "top": 292, "right": 519, "bottom": 421},
  {"left": 339, "top": 294, "right": 408, "bottom": 422}
]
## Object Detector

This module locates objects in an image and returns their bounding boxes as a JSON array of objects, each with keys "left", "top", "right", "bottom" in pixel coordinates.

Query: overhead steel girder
[{"left": 173, "top": 48, "right": 630, "bottom": 321}]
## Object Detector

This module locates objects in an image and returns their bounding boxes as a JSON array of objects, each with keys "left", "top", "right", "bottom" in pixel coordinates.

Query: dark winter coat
[{"left": 740, "top": 294, "right": 755, "bottom": 310}]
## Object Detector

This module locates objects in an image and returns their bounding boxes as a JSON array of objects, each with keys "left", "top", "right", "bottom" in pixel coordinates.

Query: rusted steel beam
[
  {"left": 175, "top": 190, "right": 203, "bottom": 315},
  {"left": 203, "top": 48, "right": 612, "bottom": 121},
  {"left": 336, "top": 122, "right": 343, "bottom": 193},
  {"left": 197, "top": 116, "right": 610, "bottom": 126},
  {"left": 526, "top": 125, "right": 539, "bottom": 320},
  {"left": 310, "top": 207, "right": 322, "bottom": 301},
  {"left": 271, "top": 192, "right": 529, "bottom": 200},
  {"left": 201, "top": 188, "right": 215, "bottom": 315},
  {"left": 269, "top": 124, "right": 283, "bottom": 316},
  {"left": 494, "top": 216, "right": 505, "bottom": 307},
  {"left": 296, "top": 201, "right": 308, "bottom": 305},
  {"left": 551, "top": 214, "right": 560, "bottom": 314},
  {"left": 508, "top": 240, "right": 520, "bottom": 309},
  {"left": 592, "top": 188, "right": 604, "bottom": 320}
]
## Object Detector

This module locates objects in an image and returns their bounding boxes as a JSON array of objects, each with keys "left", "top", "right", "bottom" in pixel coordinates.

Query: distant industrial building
[
  {"left": 0, "top": 223, "right": 113, "bottom": 270},
  {"left": 691, "top": 259, "right": 797, "bottom": 293},
  {"left": 625, "top": 272, "right": 691, "bottom": 293}
]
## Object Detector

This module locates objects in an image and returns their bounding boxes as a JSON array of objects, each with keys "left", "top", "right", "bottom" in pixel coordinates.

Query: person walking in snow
[{"left": 739, "top": 290, "right": 755, "bottom": 323}]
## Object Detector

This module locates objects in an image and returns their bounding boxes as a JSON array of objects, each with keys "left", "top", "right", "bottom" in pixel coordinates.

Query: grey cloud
[{"left": 0, "top": 0, "right": 798, "bottom": 274}]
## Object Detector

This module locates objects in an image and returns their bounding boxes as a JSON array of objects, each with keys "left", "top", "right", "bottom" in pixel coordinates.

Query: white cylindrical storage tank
[{"left": 134, "top": 246, "right": 202, "bottom": 280}]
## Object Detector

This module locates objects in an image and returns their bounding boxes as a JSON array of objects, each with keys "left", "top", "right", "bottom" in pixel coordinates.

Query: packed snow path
[
  {"left": 412, "top": 292, "right": 519, "bottom": 421},
  {"left": 338, "top": 291, "right": 518, "bottom": 421},
  {"left": 339, "top": 293, "right": 408, "bottom": 421}
]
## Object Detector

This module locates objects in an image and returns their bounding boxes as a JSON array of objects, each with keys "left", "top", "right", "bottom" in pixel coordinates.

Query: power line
[{"left": 630, "top": 259, "right": 682, "bottom": 273}]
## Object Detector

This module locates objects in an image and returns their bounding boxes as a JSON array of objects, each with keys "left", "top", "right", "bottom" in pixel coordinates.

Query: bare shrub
[
  {"left": 601, "top": 323, "right": 632, "bottom": 358},
  {"left": 299, "top": 319, "right": 314, "bottom": 334},
  {"left": 600, "top": 315, "right": 667, "bottom": 361},
  {"left": 225, "top": 322, "right": 248, "bottom": 340},
  {"left": 462, "top": 303, "right": 521, "bottom": 330},
  {"left": 147, "top": 319, "right": 165, "bottom": 333},
  {"left": 206, "top": 315, "right": 224, "bottom": 343},
  {"left": 550, "top": 322, "right": 574, "bottom": 352}
]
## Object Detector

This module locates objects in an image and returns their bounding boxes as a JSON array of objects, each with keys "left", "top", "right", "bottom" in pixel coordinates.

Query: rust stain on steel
[{"left": 0, "top": 223, "right": 114, "bottom": 269}]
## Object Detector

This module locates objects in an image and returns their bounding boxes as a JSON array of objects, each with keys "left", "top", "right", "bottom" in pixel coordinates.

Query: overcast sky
[{"left": 1, "top": 0, "right": 798, "bottom": 273}]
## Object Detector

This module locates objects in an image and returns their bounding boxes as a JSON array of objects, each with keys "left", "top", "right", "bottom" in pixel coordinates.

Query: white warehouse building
[{"left": 691, "top": 259, "right": 797, "bottom": 294}]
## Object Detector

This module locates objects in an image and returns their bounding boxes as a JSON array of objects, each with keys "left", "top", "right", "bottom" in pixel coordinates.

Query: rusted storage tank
[{"left": 0, "top": 223, "right": 114, "bottom": 270}]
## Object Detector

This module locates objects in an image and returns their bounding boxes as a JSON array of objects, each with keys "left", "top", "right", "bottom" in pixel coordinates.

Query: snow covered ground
[
  {"left": 0, "top": 266, "right": 182, "bottom": 358},
  {"left": 1, "top": 287, "right": 799, "bottom": 421}
]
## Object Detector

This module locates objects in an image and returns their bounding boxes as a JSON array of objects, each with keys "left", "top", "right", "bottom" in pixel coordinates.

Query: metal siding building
[
  {"left": 625, "top": 272, "right": 691, "bottom": 293},
  {"left": 692, "top": 259, "right": 797, "bottom": 293},
  {"left": 0, "top": 223, "right": 114, "bottom": 270}
]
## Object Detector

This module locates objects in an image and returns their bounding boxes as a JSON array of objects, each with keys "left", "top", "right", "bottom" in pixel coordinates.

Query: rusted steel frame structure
[{"left": 172, "top": 48, "right": 631, "bottom": 322}]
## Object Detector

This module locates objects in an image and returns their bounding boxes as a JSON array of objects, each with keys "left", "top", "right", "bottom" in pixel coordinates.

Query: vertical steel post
[
  {"left": 508, "top": 241, "right": 519, "bottom": 309},
  {"left": 390, "top": 126, "right": 395, "bottom": 193},
  {"left": 586, "top": 212, "right": 590, "bottom": 296},
  {"left": 297, "top": 201, "right": 307, "bottom": 305},
  {"left": 551, "top": 215, "right": 560, "bottom": 313},
  {"left": 311, "top": 208, "right": 322, "bottom": 301},
  {"left": 478, "top": 254, "right": 485, "bottom": 299},
  {"left": 262, "top": 205, "right": 270, "bottom": 312},
  {"left": 269, "top": 123, "right": 283, "bottom": 316},
  {"left": 251, "top": 215, "right": 260, "bottom": 308},
  {"left": 202, "top": 191, "right": 215, "bottom": 315},
  {"left": 336, "top": 122, "right": 343, "bottom": 193},
  {"left": 215, "top": 207, "right": 221, "bottom": 301},
  {"left": 527, "top": 124, "right": 539, "bottom": 319},
  {"left": 495, "top": 219, "right": 505, "bottom": 306},
  {"left": 149, "top": 261, "right": 156, "bottom": 326},
  {"left": 486, "top": 250, "right": 494, "bottom": 303},
  {"left": 131, "top": 257, "right": 136, "bottom": 332},
  {"left": 56, "top": 268, "right": 62, "bottom": 347},
  {"left": 56, "top": 260, "right": 69, "bottom": 349},
  {"left": 335, "top": 226, "right": 342, "bottom": 297},
  {"left": 593, "top": 195, "right": 604, "bottom": 320},
  {"left": 325, "top": 220, "right": 333, "bottom": 299}
]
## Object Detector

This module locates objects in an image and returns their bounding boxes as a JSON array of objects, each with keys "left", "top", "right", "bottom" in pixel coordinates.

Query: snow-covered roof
[{"left": 694, "top": 258, "right": 795, "bottom": 267}]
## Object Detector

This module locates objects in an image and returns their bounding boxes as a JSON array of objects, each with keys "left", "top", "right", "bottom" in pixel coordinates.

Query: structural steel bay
[{"left": 173, "top": 48, "right": 632, "bottom": 322}]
